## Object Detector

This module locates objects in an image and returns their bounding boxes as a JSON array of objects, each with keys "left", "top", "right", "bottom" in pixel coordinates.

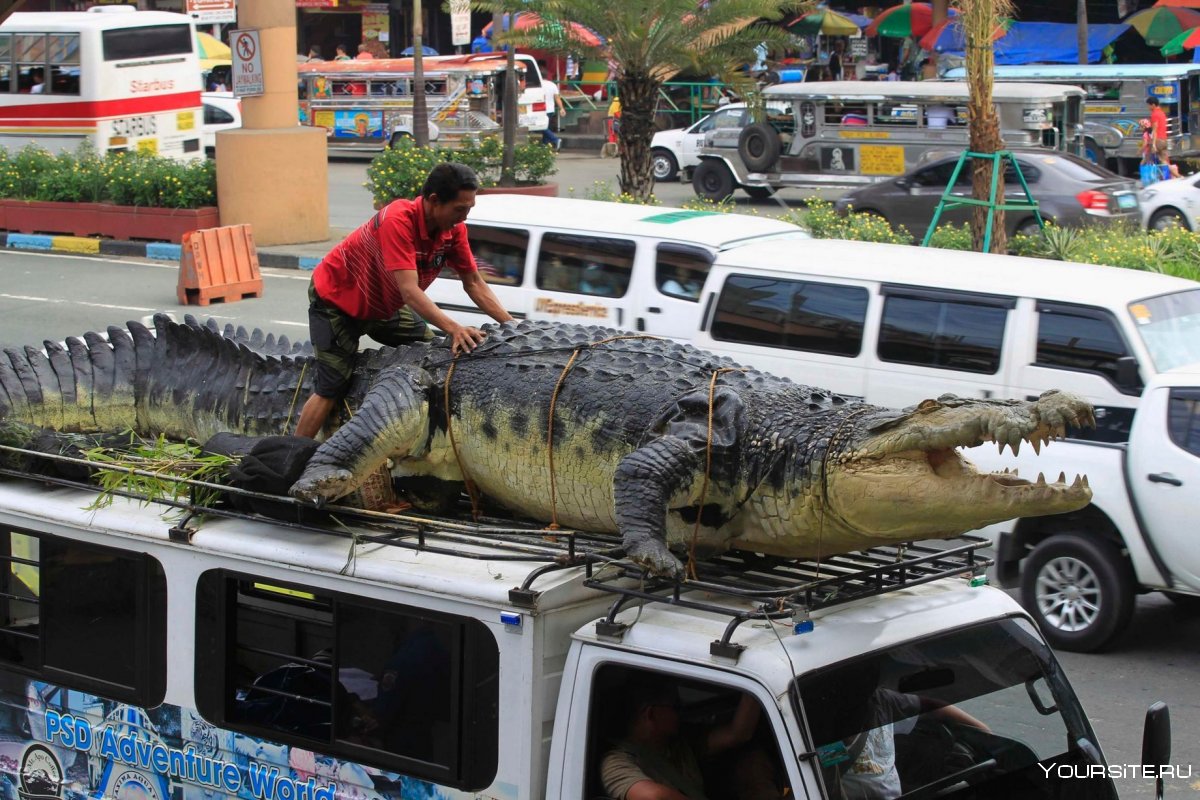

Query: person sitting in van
[
  {"left": 580, "top": 263, "right": 614, "bottom": 296},
  {"left": 661, "top": 266, "right": 702, "bottom": 300},
  {"left": 600, "top": 675, "right": 785, "bottom": 800}
]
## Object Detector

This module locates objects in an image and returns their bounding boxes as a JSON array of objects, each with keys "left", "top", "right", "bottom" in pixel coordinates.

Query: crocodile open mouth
[{"left": 827, "top": 391, "right": 1096, "bottom": 538}]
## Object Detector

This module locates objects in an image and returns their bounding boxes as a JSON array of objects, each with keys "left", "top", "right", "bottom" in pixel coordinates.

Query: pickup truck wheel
[
  {"left": 693, "top": 160, "right": 735, "bottom": 202},
  {"left": 738, "top": 123, "right": 781, "bottom": 172},
  {"left": 1020, "top": 534, "right": 1135, "bottom": 652},
  {"left": 651, "top": 149, "right": 679, "bottom": 182}
]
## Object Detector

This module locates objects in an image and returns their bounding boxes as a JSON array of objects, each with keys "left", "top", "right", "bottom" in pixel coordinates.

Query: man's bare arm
[
  {"left": 460, "top": 270, "right": 515, "bottom": 324},
  {"left": 392, "top": 270, "right": 483, "bottom": 354},
  {"left": 706, "top": 693, "right": 762, "bottom": 755}
]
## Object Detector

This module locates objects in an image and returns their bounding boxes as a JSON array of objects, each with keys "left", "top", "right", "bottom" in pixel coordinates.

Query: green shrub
[
  {"left": 801, "top": 198, "right": 914, "bottom": 245},
  {"left": 365, "top": 136, "right": 559, "bottom": 207},
  {"left": 924, "top": 223, "right": 973, "bottom": 251},
  {"left": 566, "top": 180, "right": 659, "bottom": 205},
  {"left": 0, "top": 144, "right": 215, "bottom": 208}
]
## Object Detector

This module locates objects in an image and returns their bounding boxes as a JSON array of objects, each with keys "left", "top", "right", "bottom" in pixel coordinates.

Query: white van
[
  {"left": 693, "top": 237, "right": 1200, "bottom": 441},
  {"left": 431, "top": 195, "right": 809, "bottom": 340}
]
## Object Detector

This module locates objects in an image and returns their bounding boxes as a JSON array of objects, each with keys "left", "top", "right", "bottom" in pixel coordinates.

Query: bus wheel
[
  {"left": 738, "top": 123, "right": 781, "bottom": 172},
  {"left": 1082, "top": 137, "right": 1104, "bottom": 166},
  {"left": 693, "top": 160, "right": 735, "bottom": 202}
]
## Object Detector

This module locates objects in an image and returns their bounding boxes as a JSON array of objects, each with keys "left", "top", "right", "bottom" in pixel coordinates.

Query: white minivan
[
  {"left": 693, "top": 237, "right": 1200, "bottom": 441},
  {"left": 429, "top": 196, "right": 809, "bottom": 340}
]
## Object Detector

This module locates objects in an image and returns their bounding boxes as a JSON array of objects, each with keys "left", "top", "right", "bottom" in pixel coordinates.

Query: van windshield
[
  {"left": 1129, "top": 288, "right": 1200, "bottom": 372},
  {"left": 796, "top": 617, "right": 1116, "bottom": 800}
]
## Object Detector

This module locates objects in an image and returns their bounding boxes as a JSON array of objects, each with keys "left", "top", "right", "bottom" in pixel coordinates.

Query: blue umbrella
[{"left": 401, "top": 45, "right": 439, "bottom": 56}]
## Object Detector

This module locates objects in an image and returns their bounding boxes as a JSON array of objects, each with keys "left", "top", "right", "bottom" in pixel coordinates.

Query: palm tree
[
  {"left": 956, "top": 0, "right": 1014, "bottom": 254},
  {"left": 480, "top": 0, "right": 802, "bottom": 202}
]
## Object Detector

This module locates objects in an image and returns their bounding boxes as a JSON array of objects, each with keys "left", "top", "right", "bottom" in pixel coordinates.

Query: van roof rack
[{"left": 0, "top": 443, "right": 991, "bottom": 650}]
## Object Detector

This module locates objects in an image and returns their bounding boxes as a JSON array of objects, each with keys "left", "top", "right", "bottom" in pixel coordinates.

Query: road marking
[{"left": 0, "top": 294, "right": 156, "bottom": 313}]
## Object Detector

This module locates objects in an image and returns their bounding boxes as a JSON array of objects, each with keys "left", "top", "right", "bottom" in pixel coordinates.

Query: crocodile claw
[
  {"left": 290, "top": 467, "right": 356, "bottom": 505},
  {"left": 625, "top": 537, "right": 684, "bottom": 578}
]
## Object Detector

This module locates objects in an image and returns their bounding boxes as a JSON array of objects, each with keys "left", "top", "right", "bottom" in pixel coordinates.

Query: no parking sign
[{"left": 232, "top": 28, "right": 264, "bottom": 97}]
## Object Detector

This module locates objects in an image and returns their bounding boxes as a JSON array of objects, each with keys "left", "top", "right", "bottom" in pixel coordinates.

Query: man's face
[{"left": 429, "top": 188, "right": 476, "bottom": 229}]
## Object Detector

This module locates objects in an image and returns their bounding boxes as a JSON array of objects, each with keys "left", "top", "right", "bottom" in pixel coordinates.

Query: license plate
[{"left": 1117, "top": 193, "right": 1137, "bottom": 209}]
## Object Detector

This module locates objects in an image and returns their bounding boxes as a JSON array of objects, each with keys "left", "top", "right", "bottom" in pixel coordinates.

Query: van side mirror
[
  {"left": 1142, "top": 701, "right": 1171, "bottom": 768},
  {"left": 1116, "top": 356, "right": 1142, "bottom": 391}
]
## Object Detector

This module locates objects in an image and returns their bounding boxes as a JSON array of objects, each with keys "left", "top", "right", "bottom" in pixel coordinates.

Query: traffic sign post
[
  {"left": 231, "top": 28, "right": 264, "bottom": 98},
  {"left": 186, "top": 0, "right": 236, "bottom": 24}
]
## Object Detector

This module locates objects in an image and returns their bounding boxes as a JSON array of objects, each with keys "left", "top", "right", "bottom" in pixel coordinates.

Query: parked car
[
  {"left": 834, "top": 149, "right": 1141, "bottom": 239},
  {"left": 651, "top": 102, "right": 786, "bottom": 183},
  {"left": 202, "top": 91, "right": 241, "bottom": 156},
  {"left": 1140, "top": 172, "right": 1200, "bottom": 231}
]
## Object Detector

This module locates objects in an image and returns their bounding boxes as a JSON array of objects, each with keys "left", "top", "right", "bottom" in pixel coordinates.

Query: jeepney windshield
[
  {"left": 1128, "top": 288, "right": 1200, "bottom": 373},
  {"left": 796, "top": 617, "right": 1116, "bottom": 800}
]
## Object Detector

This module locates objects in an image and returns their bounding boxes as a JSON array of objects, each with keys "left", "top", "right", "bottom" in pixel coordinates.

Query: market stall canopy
[
  {"left": 932, "top": 21, "right": 1129, "bottom": 64},
  {"left": 920, "top": 17, "right": 1009, "bottom": 53},
  {"left": 1161, "top": 24, "right": 1200, "bottom": 55},
  {"left": 1153, "top": 0, "right": 1200, "bottom": 8},
  {"left": 482, "top": 12, "right": 606, "bottom": 49},
  {"left": 786, "top": 8, "right": 863, "bottom": 35},
  {"left": 195, "top": 31, "right": 231, "bottom": 71},
  {"left": 865, "top": 3, "right": 955, "bottom": 39},
  {"left": 1124, "top": 6, "right": 1200, "bottom": 46}
]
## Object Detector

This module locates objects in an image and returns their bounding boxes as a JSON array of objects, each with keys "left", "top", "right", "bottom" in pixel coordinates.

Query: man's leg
[
  {"left": 299, "top": 281, "right": 360, "bottom": 438},
  {"left": 296, "top": 394, "right": 337, "bottom": 439}
]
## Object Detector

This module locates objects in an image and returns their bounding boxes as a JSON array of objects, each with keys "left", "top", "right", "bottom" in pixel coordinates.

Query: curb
[{"left": 0, "top": 233, "right": 322, "bottom": 271}]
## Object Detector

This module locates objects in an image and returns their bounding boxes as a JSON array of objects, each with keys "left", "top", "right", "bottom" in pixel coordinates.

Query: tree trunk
[
  {"left": 962, "top": 0, "right": 1009, "bottom": 254},
  {"left": 1077, "top": 0, "right": 1089, "bottom": 65},
  {"left": 412, "top": 0, "right": 428, "bottom": 147},
  {"left": 617, "top": 74, "right": 659, "bottom": 202}
]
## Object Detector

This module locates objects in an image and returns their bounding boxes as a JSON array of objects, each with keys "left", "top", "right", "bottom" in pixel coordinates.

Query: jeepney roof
[
  {"left": 469, "top": 195, "right": 807, "bottom": 250},
  {"left": 573, "top": 576, "right": 1021, "bottom": 695},
  {"left": 945, "top": 64, "right": 1200, "bottom": 80},
  {"left": 763, "top": 80, "right": 1085, "bottom": 102},
  {"left": 297, "top": 54, "right": 514, "bottom": 76}
]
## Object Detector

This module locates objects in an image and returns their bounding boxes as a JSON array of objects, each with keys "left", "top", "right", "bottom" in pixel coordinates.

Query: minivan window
[
  {"left": 467, "top": 224, "right": 528, "bottom": 285},
  {"left": 711, "top": 275, "right": 868, "bottom": 357},
  {"left": 536, "top": 233, "right": 635, "bottom": 298},
  {"left": 878, "top": 296, "right": 1007, "bottom": 374},
  {"left": 1036, "top": 307, "right": 1129, "bottom": 384},
  {"left": 656, "top": 245, "right": 711, "bottom": 302}
]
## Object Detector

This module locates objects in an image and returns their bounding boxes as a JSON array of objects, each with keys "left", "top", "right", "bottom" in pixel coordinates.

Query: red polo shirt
[
  {"left": 313, "top": 196, "right": 477, "bottom": 320},
  {"left": 1150, "top": 106, "right": 1168, "bottom": 140}
]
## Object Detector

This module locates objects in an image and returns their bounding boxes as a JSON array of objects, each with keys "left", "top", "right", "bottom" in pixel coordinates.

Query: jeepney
[
  {"left": 945, "top": 63, "right": 1200, "bottom": 173},
  {"left": 692, "top": 81, "right": 1086, "bottom": 200},
  {"left": 297, "top": 54, "right": 547, "bottom": 152}
]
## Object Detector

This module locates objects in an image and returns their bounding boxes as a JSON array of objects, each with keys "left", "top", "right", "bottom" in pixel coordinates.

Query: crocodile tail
[{"left": 0, "top": 314, "right": 315, "bottom": 442}]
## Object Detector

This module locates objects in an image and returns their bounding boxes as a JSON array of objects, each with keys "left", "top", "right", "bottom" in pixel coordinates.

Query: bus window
[
  {"left": 194, "top": 572, "right": 500, "bottom": 790},
  {"left": 101, "top": 23, "right": 192, "bottom": 61},
  {"left": 0, "top": 529, "right": 167, "bottom": 705}
]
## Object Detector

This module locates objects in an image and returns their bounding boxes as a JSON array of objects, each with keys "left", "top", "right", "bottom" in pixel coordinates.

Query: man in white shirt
[{"left": 540, "top": 67, "right": 565, "bottom": 150}]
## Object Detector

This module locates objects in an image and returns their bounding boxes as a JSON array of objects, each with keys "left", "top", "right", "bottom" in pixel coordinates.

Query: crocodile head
[{"left": 822, "top": 390, "right": 1094, "bottom": 540}]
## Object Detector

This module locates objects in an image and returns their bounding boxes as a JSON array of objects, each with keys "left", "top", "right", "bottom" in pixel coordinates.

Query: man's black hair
[
  {"left": 422, "top": 162, "right": 480, "bottom": 203},
  {"left": 622, "top": 674, "right": 680, "bottom": 728},
  {"left": 1147, "top": 96, "right": 1161, "bottom": 106}
]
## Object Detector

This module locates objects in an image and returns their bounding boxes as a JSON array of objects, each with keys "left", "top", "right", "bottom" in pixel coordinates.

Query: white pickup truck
[{"left": 974, "top": 365, "right": 1200, "bottom": 653}]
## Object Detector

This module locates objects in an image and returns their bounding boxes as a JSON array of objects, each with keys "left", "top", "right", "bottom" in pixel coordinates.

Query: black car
[{"left": 834, "top": 150, "right": 1141, "bottom": 239}]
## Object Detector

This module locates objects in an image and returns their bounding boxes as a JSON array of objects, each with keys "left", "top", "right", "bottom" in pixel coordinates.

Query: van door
[
  {"left": 638, "top": 243, "right": 712, "bottom": 339},
  {"left": 865, "top": 286, "right": 1015, "bottom": 407},
  {"left": 428, "top": 223, "right": 534, "bottom": 327},
  {"left": 514, "top": 55, "right": 549, "bottom": 132},
  {"left": 529, "top": 232, "right": 636, "bottom": 329},
  {"left": 1010, "top": 301, "right": 1140, "bottom": 442}
]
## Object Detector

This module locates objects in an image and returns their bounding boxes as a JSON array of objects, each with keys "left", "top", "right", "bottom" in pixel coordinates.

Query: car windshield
[
  {"left": 796, "top": 617, "right": 1116, "bottom": 800},
  {"left": 1129, "top": 288, "right": 1200, "bottom": 372}
]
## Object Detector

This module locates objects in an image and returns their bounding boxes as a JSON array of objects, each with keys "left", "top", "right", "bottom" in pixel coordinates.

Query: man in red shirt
[
  {"left": 1147, "top": 96, "right": 1171, "bottom": 169},
  {"left": 295, "top": 163, "right": 513, "bottom": 438}
]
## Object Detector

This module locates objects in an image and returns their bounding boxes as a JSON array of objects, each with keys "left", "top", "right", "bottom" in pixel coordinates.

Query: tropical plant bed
[{"left": 0, "top": 199, "right": 219, "bottom": 242}]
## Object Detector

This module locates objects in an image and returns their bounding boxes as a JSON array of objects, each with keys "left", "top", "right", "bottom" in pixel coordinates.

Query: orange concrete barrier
[{"left": 177, "top": 224, "right": 263, "bottom": 306}]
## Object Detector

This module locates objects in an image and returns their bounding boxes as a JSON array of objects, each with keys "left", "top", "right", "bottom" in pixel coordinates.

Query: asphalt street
[{"left": 0, "top": 247, "right": 1197, "bottom": 798}]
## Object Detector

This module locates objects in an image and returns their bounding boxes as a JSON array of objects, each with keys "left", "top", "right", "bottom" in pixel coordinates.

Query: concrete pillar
[{"left": 215, "top": 0, "right": 329, "bottom": 246}]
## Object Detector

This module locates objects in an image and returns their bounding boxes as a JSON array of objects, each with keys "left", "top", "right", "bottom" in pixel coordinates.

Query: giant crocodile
[{"left": 0, "top": 316, "right": 1093, "bottom": 576}]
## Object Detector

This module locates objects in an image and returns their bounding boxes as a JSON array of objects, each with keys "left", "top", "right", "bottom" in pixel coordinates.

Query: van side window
[
  {"left": 536, "top": 233, "right": 635, "bottom": 298},
  {"left": 0, "top": 529, "right": 166, "bottom": 705},
  {"left": 656, "top": 245, "right": 712, "bottom": 301},
  {"left": 194, "top": 571, "right": 499, "bottom": 790},
  {"left": 466, "top": 224, "right": 528, "bottom": 285},
  {"left": 587, "top": 664, "right": 789, "bottom": 800},
  {"left": 711, "top": 275, "right": 868, "bottom": 356},
  {"left": 1167, "top": 389, "right": 1200, "bottom": 457},
  {"left": 1035, "top": 305, "right": 1130, "bottom": 385},
  {"left": 878, "top": 295, "right": 1007, "bottom": 374}
]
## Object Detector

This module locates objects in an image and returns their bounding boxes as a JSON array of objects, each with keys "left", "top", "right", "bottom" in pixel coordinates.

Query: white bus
[{"left": 0, "top": 7, "right": 204, "bottom": 160}]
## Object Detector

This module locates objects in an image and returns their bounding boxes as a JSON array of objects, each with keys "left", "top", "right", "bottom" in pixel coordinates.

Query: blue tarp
[{"left": 934, "top": 21, "right": 1130, "bottom": 64}]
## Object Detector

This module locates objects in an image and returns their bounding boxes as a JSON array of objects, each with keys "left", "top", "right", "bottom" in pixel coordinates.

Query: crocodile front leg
[
  {"left": 291, "top": 366, "right": 430, "bottom": 505},
  {"left": 614, "top": 436, "right": 702, "bottom": 577}
]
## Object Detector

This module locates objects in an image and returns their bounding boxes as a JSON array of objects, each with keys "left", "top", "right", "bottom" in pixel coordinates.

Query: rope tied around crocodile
[{"left": 687, "top": 367, "right": 745, "bottom": 581}]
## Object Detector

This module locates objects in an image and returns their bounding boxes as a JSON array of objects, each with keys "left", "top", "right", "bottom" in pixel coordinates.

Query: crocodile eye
[{"left": 917, "top": 399, "right": 940, "bottom": 412}]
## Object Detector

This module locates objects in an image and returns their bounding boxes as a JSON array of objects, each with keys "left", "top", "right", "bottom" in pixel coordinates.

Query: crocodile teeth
[
  {"left": 1036, "top": 472, "right": 1046, "bottom": 486},
  {"left": 1082, "top": 475, "right": 1090, "bottom": 488},
  {"left": 1031, "top": 438, "right": 1042, "bottom": 455},
  {"left": 1010, "top": 438, "right": 1021, "bottom": 456},
  {"left": 1071, "top": 474, "right": 1083, "bottom": 489},
  {"left": 1057, "top": 471, "right": 1066, "bottom": 485}
]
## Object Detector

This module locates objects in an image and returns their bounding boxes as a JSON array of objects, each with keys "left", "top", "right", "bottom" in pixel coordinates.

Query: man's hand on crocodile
[{"left": 448, "top": 324, "right": 487, "bottom": 355}]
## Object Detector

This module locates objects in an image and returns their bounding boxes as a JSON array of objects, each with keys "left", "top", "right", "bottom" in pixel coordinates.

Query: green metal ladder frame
[{"left": 920, "top": 149, "right": 1045, "bottom": 252}]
